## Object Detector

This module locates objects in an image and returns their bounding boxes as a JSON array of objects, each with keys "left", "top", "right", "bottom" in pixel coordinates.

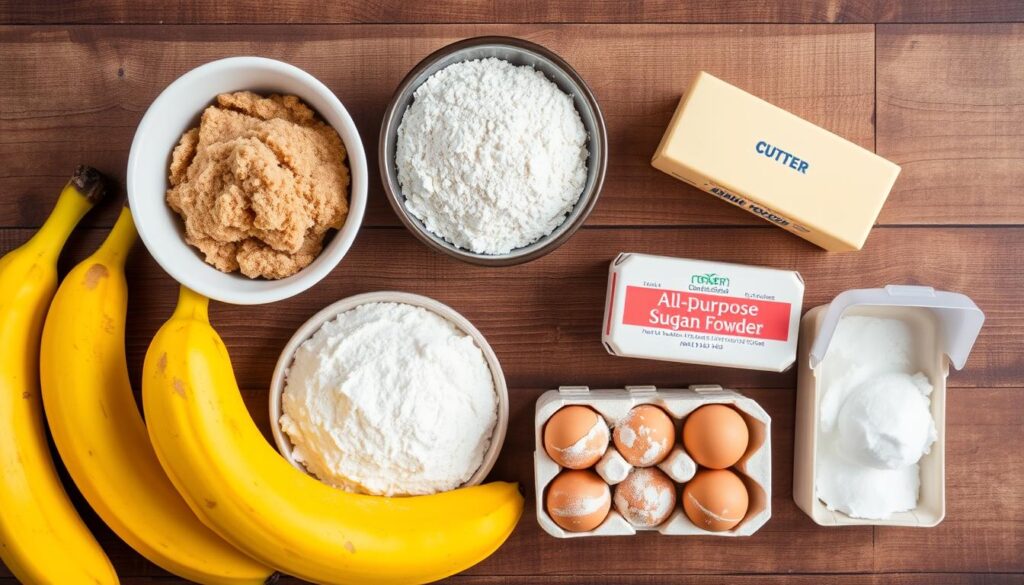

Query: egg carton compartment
[
  {"left": 593, "top": 445, "right": 695, "bottom": 486},
  {"left": 535, "top": 385, "right": 771, "bottom": 538}
]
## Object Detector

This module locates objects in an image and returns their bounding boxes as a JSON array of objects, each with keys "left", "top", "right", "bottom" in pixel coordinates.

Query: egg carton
[{"left": 534, "top": 385, "right": 771, "bottom": 538}]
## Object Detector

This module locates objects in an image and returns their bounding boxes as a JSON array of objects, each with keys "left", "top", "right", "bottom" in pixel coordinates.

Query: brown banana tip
[
  {"left": 264, "top": 572, "right": 282, "bottom": 585},
  {"left": 70, "top": 165, "right": 108, "bottom": 204}
]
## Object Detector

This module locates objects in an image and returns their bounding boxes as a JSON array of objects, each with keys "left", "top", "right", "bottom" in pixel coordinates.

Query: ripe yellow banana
[
  {"left": 142, "top": 287, "right": 524, "bottom": 585},
  {"left": 0, "top": 167, "right": 118, "bottom": 585},
  {"left": 39, "top": 207, "right": 278, "bottom": 585}
]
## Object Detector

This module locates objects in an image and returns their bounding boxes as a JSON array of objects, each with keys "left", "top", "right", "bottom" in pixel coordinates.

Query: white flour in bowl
[
  {"left": 396, "top": 57, "right": 589, "bottom": 254},
  {"left": 280, "top": 301, "right": 498, "bottom": 496}
]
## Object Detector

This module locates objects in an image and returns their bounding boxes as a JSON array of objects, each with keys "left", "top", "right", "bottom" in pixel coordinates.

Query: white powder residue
[
  {"left": 553, "top": 417, "right": 609, "bottom": 468},
  {"left": 617, "top": 425, "right": 637, "bottom": 448},
  {"left": 815, "top": 315, "right": 937, "bottom": 520},
  {"left": 280, "top": 302, "right": 497, "bottom": 496},
  {"left": 613, "top": 468, "right": 675, "bottom": 527},
  {"left": 396, "top": 58, "right": 589, "bottom": 254},
  {"left": 639, "top": 437, "right": 666, "bottom": 466},
  {"left": 686, "top": 492, "right": 744, "bottom": 525},
  {"left": 615, "top": 408, "right": 670, "bottom": 466},
  {"left": 551, "top": 492, "right": 610, "bottom": 518}
]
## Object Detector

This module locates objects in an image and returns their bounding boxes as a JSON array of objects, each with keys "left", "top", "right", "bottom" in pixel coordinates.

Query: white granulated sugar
[
  {"left": 815, "top": 315, "right": 938, "bottom": 520},
  {"left": 396, "top": 57, "right": 589, "bottom": 254},
  {"left": 280, "top": 302, "right": 497, "bottom": 496}
]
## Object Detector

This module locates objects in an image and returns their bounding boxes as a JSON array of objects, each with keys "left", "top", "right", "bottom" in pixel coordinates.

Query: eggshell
[
  {"left": 543, "top": 405, "right": 610, "bottom": 469},
  {"left": 682, "top": 469, "right": 749, "bottom": 532},
  {"left": 613, "top": 404, "right": 675, "bottom": 467},
  {"left": 545, "top": 469, "right": 612, "bottom": 532},
  {"left": 682, "top": 404, "right": 749, "bottom": 469},
  {"left": 613, "top": 467, "right": 676, "bottom": 527}
]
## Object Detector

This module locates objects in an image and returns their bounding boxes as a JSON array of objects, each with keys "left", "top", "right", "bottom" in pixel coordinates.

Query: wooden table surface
[{"left": 2, "top": 1, "right": 1023, "bottom": 583}]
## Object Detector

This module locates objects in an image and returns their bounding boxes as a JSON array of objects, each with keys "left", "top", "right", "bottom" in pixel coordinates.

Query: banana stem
[
  {"left": 25, "top": 166, "right": 108, "bottom": 261},
  {"left": 93, "top": 207, "right": 138, "bottom": 267},
  {"left": 173, "top": 286, "right": 210, "bottom": 323}
]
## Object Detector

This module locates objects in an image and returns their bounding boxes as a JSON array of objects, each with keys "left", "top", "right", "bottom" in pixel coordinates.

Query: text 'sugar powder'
[{"left": 602, "top": 253, "right": 803, "bottom": 372}]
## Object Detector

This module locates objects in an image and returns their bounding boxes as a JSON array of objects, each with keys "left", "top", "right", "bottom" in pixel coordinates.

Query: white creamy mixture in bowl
[{"left": 269, "top": 292, "right": 509, "bottom": 496}]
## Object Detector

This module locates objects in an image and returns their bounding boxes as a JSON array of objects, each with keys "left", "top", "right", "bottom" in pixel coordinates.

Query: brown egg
[
  {"left": 613, "top": 404, "right": 675, "bottom": 467},
  {"left": 682, "top": 469, "right": 749, "bottom": 532},
  {"left": 545, "top": 469, "right": 611, "bottom": 532},
  {"left": 613, "top": 467, "right": 676, "bottom": 527},
  {"left": 682, "top": 404, "right": 749, "bottom": 469},
  {"left": 543, "top": 406, "right": 610, "bottom": 469}
]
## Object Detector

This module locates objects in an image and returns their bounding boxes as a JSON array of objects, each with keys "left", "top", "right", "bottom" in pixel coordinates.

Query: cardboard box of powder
[
  {"left": 602, "top": 253, "right": 804, "bottom": 372},
  {"left": 651, "top": 71, "right": 901, "bottom": 252}
]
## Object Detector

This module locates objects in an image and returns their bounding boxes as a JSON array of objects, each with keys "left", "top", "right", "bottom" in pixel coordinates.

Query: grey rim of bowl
[
  {"left": 268, "top": 291, "right": 510, "bottom": 491},
  {"left": 379, "top": 36, "right": 608, "bottom": 267}
]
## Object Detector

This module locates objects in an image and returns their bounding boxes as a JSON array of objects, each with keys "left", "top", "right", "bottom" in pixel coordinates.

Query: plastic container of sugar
[
  {"left": 793, "top": 285, "right": 984, "bottom": 527},
  {"left": 535, "top": 385, "right": 771, "bottom": 538}
]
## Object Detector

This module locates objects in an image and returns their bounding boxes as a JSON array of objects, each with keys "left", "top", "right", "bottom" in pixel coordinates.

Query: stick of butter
[
  {"left": 652, "top": 71, "right": 900, "bottom": 252},
  {"left": 602, "top": 253, "right": 804, "bottom": 372}
]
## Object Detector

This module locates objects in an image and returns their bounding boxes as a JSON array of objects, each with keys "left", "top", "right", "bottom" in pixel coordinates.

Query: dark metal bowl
[{"left": 379, "top": 36, "right": 608, "bottom": 266}]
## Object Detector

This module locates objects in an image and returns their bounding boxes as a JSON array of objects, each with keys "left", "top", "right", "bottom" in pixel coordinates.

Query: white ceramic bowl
[
  {"left": 127, "top": 57, "right": 367, "bottom": 305},
  {"left": 268, "top": 291, "right": 509, "bottom": 492}
]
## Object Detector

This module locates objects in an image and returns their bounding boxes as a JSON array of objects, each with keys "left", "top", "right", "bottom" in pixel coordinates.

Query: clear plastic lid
[{"left": 809, "top": 285, "right": 984, "bottom": 370}]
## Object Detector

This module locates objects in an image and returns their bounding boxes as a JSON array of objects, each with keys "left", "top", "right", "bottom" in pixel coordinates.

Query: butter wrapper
[
  {"left": 652, "top": 71, "right": 901, "bottom": 252},
  {"left": 602, "top": 253, "right": 803, "bottom": 372}
]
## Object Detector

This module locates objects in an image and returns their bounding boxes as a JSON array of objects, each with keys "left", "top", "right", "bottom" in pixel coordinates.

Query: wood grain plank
[
  {"left": 441, "top": 577, "right": 1024, "bottom": 585},
  {"left": 1, "top": 224, "right": 1018, "bottom": 392},
  {"left": 5, "top": 0, "right": 1023, "bottom": 24},
  {"left": 0, "top": 0, "right": 873, "bottom": 25},
  {"left": 875, "top": 2, "right": 1024, "bottom": 24},
  {"left": 3, "top": 576, "right": 1023, "bottom": 584},
  {"left": 876, "top": 24, "right": 1024, "bottom": 225},
  {"left": 0, "top": 24, "right": 874, "bottom": 229}
]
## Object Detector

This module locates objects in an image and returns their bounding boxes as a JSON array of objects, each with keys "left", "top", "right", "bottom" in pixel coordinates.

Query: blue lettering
[{"left": 756, "top": 140, "right": 809, "bottom": 175}]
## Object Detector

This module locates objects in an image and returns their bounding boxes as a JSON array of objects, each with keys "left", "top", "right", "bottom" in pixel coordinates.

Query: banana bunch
[
  {"left": 0, "top": 167, "right": 119, "bottom": 584},
  {"left": 0, "top": 168, "right": 522, "bottom": 584},
  {"left": 39, "top": 206, "right": 277, "bottom": 585},
  {"left": 142, "top": 286, "right": 525, "bottom": 585}
]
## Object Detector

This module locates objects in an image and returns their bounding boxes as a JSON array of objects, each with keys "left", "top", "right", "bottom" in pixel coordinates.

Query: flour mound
[
  {"left": 280, "top": 302, "right": 498, "bottom": 496},
  {"left": 396, "top": 58, "right": 589, "bottom": 254}
]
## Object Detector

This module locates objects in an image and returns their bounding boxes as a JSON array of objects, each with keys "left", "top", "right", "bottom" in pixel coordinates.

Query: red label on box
[{"left": 622, "top": 286, "right": 791, "bottom": 341}]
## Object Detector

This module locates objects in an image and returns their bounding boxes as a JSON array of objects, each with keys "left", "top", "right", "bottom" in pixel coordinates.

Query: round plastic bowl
[
  {"left": 268, "top": 291, "right": 510, "bottom": 491},
  {"left": 379, "top": 36, "right": 608, "bottom": 266},
  {"left": 127, "top": 57, "right": 367, "bottom": 305}
]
